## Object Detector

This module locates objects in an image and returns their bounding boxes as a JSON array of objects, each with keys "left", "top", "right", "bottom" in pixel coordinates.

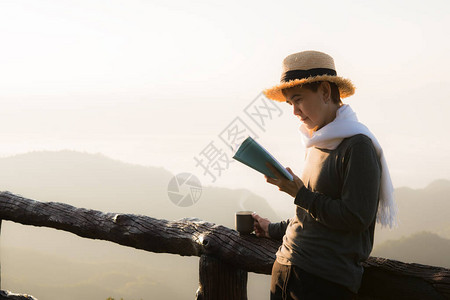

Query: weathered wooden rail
[{"left": 0, "top": 191, "right": 449, "bottom": 299}]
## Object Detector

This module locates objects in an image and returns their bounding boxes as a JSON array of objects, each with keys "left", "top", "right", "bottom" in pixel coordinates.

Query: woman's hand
[
  {"left": 264, "top": 162, "right": 304, "bottom": 198},
  {"left": 252, "top": 212, "right": 270, "bottom": 238}
]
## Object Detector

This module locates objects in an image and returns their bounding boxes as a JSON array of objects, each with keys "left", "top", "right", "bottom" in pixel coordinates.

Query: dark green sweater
[{"left": 268, "top": 134, "right": 381, "bottom": 293}]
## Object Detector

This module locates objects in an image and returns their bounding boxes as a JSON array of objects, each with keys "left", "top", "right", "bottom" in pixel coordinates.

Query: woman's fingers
[
  {"left": 264, "top": 164, "right": 304, "bottom": 197},
  {"left": 264, "top": 174, "right": 277, "bottom": 186},
  {"left": 252, "top": 213, "right": 265, "bottom": 237},
  {"left": 252, "top": 212, "right": 271, "bottom": 238},
  {"left": 265, "top": 162, "right": 282, "bottom": 179},
  {"left": 253, "top": 213, "right": 262, "bottom": 229},
  {"left": 254, "top": 226, "right": 265, "bottom": 237},
  {"left": 286, "top": 167, "right": 294, "bottom": 175}
]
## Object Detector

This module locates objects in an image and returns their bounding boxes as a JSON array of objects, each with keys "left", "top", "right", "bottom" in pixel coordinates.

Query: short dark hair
[{"left": 282, "top": 81, "right": 342, "bottom": 105}]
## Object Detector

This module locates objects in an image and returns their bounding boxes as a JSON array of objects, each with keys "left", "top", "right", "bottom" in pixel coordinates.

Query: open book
[{"left": 232, "top": 136, "right": 294, "bottom": 181}]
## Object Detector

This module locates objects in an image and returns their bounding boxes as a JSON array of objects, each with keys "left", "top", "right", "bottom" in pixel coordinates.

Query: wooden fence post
[{"left": 196, "top": 254, "right": 248, "bottom": 300}]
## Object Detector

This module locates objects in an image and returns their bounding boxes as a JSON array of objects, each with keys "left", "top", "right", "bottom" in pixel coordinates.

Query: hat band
[{"left": 281, "top": 68, "right": 337, "bottom": 83}]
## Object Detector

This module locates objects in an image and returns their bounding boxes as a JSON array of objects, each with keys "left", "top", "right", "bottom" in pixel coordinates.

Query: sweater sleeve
[
  {"left": 294, "top": 139, "right": 381, "bottom": 232},
  {"left": 268, "top": 218, "right": 291, "bottom": 240}
]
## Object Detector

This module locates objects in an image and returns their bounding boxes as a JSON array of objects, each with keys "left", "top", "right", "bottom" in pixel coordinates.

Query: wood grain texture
[
  {"left": 1, "top": 191, "right": 450, "bottom": 299},
  {"left": 0, "top": 291, "right": 37, "bottom": 300},
  {"left": 0, "top": 191, "right": 277, "bottom": 274},
  {"left": 196, "top": 255, "right": 247, "bottom": 300}
]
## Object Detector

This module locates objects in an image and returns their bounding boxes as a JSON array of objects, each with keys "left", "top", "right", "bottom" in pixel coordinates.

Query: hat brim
[{"left": 263, "top": 75, "right": 355, "bottom": 102}]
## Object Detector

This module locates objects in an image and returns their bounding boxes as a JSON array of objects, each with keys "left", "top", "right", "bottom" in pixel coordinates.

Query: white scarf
[{"left": 299, "top": 104, "right": 398, "bottom": 229}]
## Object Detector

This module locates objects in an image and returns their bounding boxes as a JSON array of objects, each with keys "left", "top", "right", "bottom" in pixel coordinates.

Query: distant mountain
[
  {"left": 0, "top": 150, "right": 280, "bottom": 227},
  {"left": 374, "top": 179, "right": 450, "bottom": 245},
  {"left": 0, "top": 150, "right": 173, "bottom": 215},
  {"left": 0, "top": 150, "right": 276, "bottom": 300},
  {"left": 372, "top": 231, "right": 450, "bottom": 268},
  {"left": 0, "top": 150, "right": 448, "bottom": 299}
]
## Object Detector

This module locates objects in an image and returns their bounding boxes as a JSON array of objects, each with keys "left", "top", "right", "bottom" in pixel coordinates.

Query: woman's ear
[{"left": 320, "top": 81, "right": 332, "bottom": 103}]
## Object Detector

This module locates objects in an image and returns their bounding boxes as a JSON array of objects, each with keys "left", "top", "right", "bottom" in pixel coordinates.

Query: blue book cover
[{"left": 232, "top": 136, "right": 294, "bottom": 181}]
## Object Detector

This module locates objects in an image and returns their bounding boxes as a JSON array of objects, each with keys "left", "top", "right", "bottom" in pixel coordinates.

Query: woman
[{"left": 252, "top": 50, "right": 397, "bottom": 299}]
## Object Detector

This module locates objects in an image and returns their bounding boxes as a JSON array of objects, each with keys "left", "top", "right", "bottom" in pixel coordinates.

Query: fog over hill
[
  {"left": 0, "top": 149, "right": 280, "bottom": 225},
  {"left": 0, "top": 150, "right": 448, "bottom": 300},
  {"left": 0, "top": 150, "right": 277, "bottom": 300},
  {"left": 372, "top": 231, "right": 450, "bottom": 268},
  {"left": 375, "top": 178, "right": 450, "bottom": 245}
]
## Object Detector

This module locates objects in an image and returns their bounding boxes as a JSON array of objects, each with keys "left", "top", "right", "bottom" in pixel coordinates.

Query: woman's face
[{"left": 283, "top": 82, "right": 335, "bottom": 131}]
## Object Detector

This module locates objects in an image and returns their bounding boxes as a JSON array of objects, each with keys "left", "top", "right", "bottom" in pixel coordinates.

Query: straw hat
[{"left": 263, "top": 50, "right": 355, "bottom": 102}]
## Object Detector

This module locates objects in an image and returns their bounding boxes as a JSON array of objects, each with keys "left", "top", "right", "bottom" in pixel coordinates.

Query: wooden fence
[{"left": 0, "top": 191, "right": 449, "bottom": 300}]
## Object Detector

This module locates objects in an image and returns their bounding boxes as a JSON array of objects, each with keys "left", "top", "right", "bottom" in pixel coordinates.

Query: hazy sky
[{"left": 0, "top": 0, "right": 449, "bottom": 212}]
